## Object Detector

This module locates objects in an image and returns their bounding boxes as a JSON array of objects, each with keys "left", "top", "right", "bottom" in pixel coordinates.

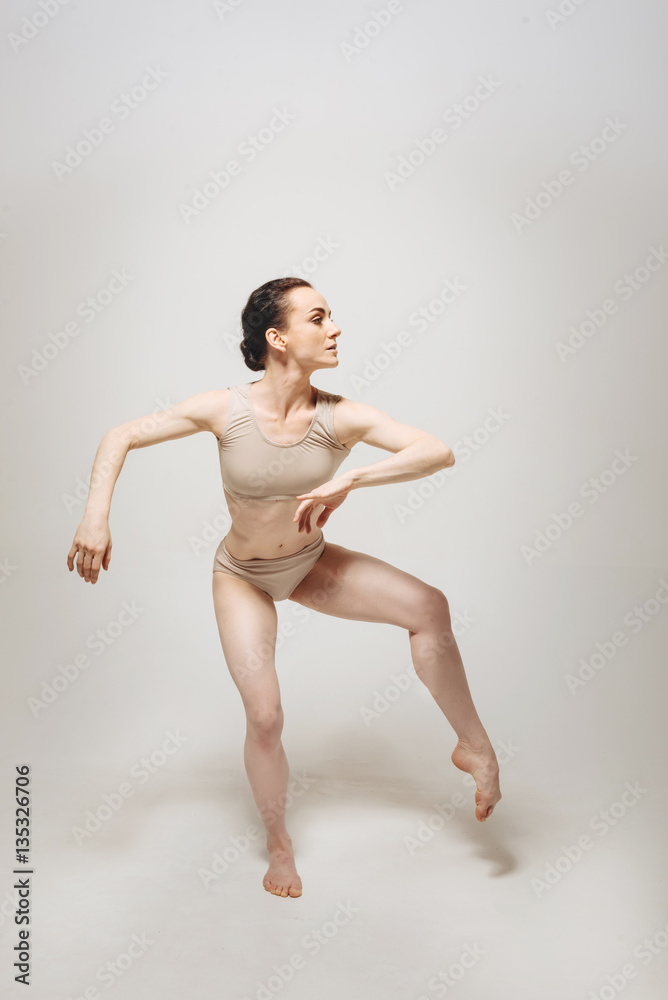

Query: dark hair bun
[
  {"left": 239, "top": 331, "right": 265, "bottom": 372},
  {"left": 239, "top": 277, "right": 313, "bottom": 372}
]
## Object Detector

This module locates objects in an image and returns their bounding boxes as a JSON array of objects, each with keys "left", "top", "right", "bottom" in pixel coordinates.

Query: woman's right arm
[{"left": 67, "top": 389, "right": 228, "bottom": 584}]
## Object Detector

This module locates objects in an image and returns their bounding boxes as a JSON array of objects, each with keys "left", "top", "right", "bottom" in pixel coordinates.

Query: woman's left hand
[{"left": 293, "top": 475, "right": 355, "bottom": 533}]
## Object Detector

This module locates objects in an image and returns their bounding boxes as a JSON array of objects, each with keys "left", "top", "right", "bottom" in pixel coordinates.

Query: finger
[
  {"left": 67, "top": 543, "right": 78, "bottom": 571},
  {"left": 293, "top": 500, "right": 308, "bottom": 522},
  {"left": 299, "top": 505, "right": 311, "bottom": 533},
  {"left": 314, "top": 502, "right": 326, "bottom": 526},
  {"left": 102, "top": 545, "right": 111, "bottom": 570},
  {"left": 295, "top": 494, "right": 317, "bottom": 517},
  {"left": 90, "top": 552, "right": 102, "bottom": 584},
  {"left": 299, "top": 493, "right": 321, "bottom": 524},
  {"left": 83, "top": 551, "right": 94, "bottom": 582},
  {"left": 76, "top": 550, "right": 86, "bottom": 578}
]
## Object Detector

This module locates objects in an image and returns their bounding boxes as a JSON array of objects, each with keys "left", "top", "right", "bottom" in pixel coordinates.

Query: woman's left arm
[
  {"left": 293, "top": 399, "right": 454, "bottom": 531},
  {"left": 340, "top": 398, "right": 455, "bottom": 488}
]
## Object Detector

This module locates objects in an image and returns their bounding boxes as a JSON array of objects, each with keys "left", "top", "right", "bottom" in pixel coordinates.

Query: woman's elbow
[
  {"left": 440, "top": 446, "right": 455, "bottom": 469},
  {"left": 105, "top": 424, "right": 136, "bottom": 452}
]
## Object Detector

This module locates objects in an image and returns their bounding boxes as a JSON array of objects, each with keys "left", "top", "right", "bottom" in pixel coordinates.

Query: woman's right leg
[{"left": 211, "top": 570, "right": 302, "bottom": 897}]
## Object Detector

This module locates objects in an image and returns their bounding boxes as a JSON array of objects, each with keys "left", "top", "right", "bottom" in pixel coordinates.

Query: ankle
[
  {"left": 267, "top": 834, "right": 293, "bottom": 855},
  {"left": 456, "top": 736, "right": 496, "bottom": 759}
]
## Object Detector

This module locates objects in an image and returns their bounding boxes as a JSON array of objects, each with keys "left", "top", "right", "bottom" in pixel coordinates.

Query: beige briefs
[{"left": 212, "top": 531, "right": 326, "bottom": 601}]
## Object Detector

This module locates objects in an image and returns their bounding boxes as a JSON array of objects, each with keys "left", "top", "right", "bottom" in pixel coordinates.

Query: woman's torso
[{"left": 217, "top": 381, "right": 351, "bottom": 559}]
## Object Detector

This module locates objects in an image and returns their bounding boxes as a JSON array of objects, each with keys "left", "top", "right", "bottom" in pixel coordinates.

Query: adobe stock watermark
[
  {"left": 179, "top": 107, "right": 296, "bottom": 224},
  {"left": 349, "top": 275, "right": 469, "bottom": 394},
  {"left": 211, "top": 537, "right": 346, "bottom": 669},
  {"left": 240, "top": 901, "right": 359, "bottom": 1000},
  {"left": 404, "top": 739, "right": 520, "bottom": 856},
  {"left": 198, "top": 772, "right": 316, "bottom": 888},
  {"left": 511, "top": 117, "right": 629, "bottom": 234},
  {"left": 521, "top": 448, "right": 637, "bottom": 566},
  {"left": 8, "top": 0, "right": 75, "bottom": 54},
  {"left": 233, "top": 625, "right": 299, "bottom": 680},
  {"left": 0, "top": 888, "right": 22, "bottom": 930},
  {"left": 211, "top": 600, "right": 311, "bottom": 679},
  {"left": 530, "top": 780, "right": 648, "bottom": 897},
  {"left": 223, "top": 564, "right": 346, "bottom": 681},
  {"left": 218, "top": 452, "right": 349, "bottom": 507},
  {"left": 394, "top": 407, "right": 511, "bottom": 523},
  {"left": 416, "top": 942, "right": 487, "bottom": 998},
  {"left": 359, "top": 609, "right": 478, "bottom": 728},
  {"left": 27, "top": 600, "right": 145, "bottom": 717},
  {"left": 0, "top": 557, "right": 18, "bottom": 584},
  {"left": 18, "top": 268, "right": 134, "bottom": 385},
  {"left": 61, "top": 397, "right": 173, "bottom": 513},
  {"left": 545, "top": 0, "right": 593, "bottom": 31},
  {"left": 340, "top": 0, "right": 417, "bottom": 63},
  {"left": 564, "top": 578, "right": 668, "bottom": 695},
  {"left": 555, "top": 245, "right": 668, "bottom": 361},
  {"left": 385, "top": 75, "right": 502, "bottom": 191},
  {"left": 51, "top": 67, "right": 169, "bottom": 180},
  {"left": 70, "top": 730, "right": 190, "bottom": 846},
  {"left": 63, "top": 930, "right": 154, "bottom": 999},
  {"left": 275, "top": 234, "right": 341, "bottom": 281},
  {"left": 212, "top": 0, "right": 247, "bottom": 19},
  {"left": 191, "top": 502, "right": 233, "bottom": 556},
  {"left": 199, "top": 823, "right": 263, "bottom": 888},
  {"left": 587, "top": 916, "right": 668, "bottom": 1000}
]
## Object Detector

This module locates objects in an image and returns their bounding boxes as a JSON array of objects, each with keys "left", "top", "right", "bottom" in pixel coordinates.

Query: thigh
[
  {"left": 287, "top": 541, "right": 446, "bottom": 632},
  {"left": 212, "top": 572, "right": 281, "bottom": 713}
]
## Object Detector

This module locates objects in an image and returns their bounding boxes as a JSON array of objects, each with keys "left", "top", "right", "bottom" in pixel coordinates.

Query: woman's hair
[{"left": 239, "top": 277, "right": 313, "bottom": 371}]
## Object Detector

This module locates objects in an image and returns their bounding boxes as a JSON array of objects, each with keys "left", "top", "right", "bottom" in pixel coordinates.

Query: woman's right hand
[{"left": 67, "top": 515, "right": 112, "bottom": 584}]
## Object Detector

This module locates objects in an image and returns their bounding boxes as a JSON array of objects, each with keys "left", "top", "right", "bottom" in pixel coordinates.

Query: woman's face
[{"left": 270, "top": 286, "right": 341, "bottom": 369}]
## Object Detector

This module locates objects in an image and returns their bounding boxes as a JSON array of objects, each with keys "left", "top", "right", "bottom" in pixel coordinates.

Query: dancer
[{"left": 67, "top": 277, "right": 502, "bottom": 899}]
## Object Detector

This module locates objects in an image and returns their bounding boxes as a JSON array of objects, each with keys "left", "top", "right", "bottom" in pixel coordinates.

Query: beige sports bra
[{"left": 218, "top": 382, "right": 352, "bottom": 502}]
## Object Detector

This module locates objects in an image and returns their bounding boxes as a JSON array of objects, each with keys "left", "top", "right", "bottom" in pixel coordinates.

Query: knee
[
  {"left": 246, "top": 704, "right": 284, "bottom": 747},
  {"left": 411, "top": 588, "right": 458, "bottom": 667},
  {"left": 418, "top": 586, "right": 451, "bottom": 627}
]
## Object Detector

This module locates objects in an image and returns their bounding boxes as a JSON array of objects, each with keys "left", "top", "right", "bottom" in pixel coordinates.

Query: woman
[{"left": 67, "top": 276, "right": 502, "bottom": 899}]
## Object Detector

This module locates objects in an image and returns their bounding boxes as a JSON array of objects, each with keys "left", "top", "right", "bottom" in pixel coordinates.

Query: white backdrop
[{"left": 2, "top": 0, "right": 667, "bottom": 997}]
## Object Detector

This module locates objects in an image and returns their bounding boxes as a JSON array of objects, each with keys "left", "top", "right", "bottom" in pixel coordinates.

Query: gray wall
[{"left": 2, "top": 1, "right": 667, "bottom": 997}]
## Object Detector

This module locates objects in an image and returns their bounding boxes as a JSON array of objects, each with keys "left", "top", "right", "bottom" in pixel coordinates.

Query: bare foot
[
  {"left": 263, "top": 844, "right": 302, "bottom": 897},
  {"left": 451, "top": 740, "right": 502, "bottom": 822}
]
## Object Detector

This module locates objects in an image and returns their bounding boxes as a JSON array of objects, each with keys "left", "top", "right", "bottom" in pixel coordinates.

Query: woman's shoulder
[
  {"left": 313, "top": 386, "right": 357, "bottom": 449},
  {"left": 315, "top": 384, "right": 348, "bottom": 404},
  {"left": 182, "top": 387, "right": 236, "bottom": 438}
]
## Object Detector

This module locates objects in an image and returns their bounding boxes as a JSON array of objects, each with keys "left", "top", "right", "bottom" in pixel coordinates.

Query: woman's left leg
[{"left": 288, "top": 541, "right": 501, "bottom": 821}]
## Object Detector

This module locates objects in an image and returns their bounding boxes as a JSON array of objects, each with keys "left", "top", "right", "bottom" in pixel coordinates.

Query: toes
[
  {"left": 264, "top": 859, "right": 302, "bottom": 898},
  {"left": 264, "top": 876, "right": 301, "bottom": 897},
  {"left": 474, "top": 798, "right": 491, "bottom": 821},
  {"left": 476, "top": 800, "right": 496, "bottom": 821}
]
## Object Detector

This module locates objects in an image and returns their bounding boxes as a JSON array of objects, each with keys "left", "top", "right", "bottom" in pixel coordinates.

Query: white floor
[
  {"left": 5, "top": 730, "right": 666, "bottom": 1000},
  {"left": 3, "top": 559, "right": 667, "bottom": 999}
]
